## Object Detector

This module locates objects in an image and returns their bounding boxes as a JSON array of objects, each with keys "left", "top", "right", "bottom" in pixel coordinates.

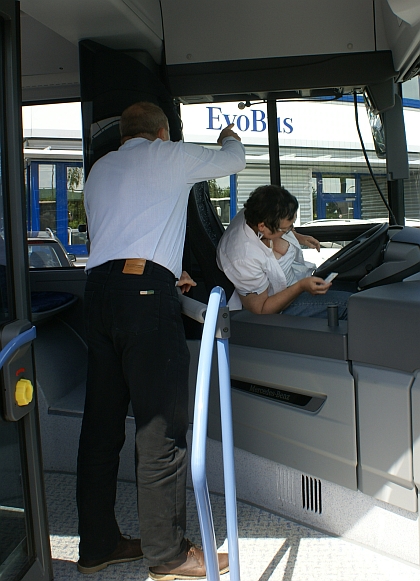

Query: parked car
[
  {"left": 27, "top": 230, "right": 76, "bottom": 268},
  {"left": 365, "top": 217, "right": 420, "bottom": 228},
  {"left": 298, "top": 219, "right": 368, "bottom": 266}
]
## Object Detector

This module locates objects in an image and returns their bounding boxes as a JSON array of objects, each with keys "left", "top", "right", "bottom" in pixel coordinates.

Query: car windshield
[{"left": 28, "top": 243, "right": 62, "bottom": 268}]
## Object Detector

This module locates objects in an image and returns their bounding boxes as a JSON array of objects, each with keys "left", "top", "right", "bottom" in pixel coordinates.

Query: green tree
[
  {"left": 67, "top": 167, "right": 86, "bottom": 228},
  {"left": 208, "top": 179, "right": 230, "bottom": 199},
  {"left": 67, "top": 166, "right": 83, "bottom": 192}
]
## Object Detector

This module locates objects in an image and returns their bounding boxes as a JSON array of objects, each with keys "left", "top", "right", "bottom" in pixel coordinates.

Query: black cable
[{"left": 353, "top": 91, "right": 397, "bottom": 225}]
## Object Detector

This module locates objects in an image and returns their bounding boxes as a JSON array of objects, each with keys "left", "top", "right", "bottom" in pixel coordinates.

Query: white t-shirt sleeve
[
  {"left": 183, "top": 138, "right": 246, "bottom": 184},
  {"left": 222, "top": 257, "right": 270, "bottom": 297}
]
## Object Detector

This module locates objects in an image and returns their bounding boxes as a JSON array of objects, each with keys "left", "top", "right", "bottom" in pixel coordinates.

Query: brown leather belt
[
  {"left": 90, "top": 259, "right": 175, "bottom": 282},
  {"left": 122, "top": 258, "right": 146, "bottom": 275}
]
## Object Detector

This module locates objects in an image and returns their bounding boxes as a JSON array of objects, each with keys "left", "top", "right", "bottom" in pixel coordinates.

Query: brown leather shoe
[
  {"left": 77, "top": 535, "right": 143, "bottom": 573},
  {"left": 149, "top": 539, "right": 229, "bottom": 580}
]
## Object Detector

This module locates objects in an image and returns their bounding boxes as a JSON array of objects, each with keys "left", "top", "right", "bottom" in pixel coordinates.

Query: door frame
[
  {"left": 0, "top": 2, "right": 52, "bottom": 580},
  {"left": 26, "top": 160, "right": 87, "bottom": 255},
  {"left": 314, "top": 171, "right": 362, "bottom": 220}
]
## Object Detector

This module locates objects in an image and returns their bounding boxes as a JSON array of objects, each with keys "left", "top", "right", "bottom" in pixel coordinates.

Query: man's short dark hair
[
  {"left": 119, "top": 102, "right": 169, "bottom": 139},
  {"left": 244, "top": 185, "right": 299, "bottom": 233}
]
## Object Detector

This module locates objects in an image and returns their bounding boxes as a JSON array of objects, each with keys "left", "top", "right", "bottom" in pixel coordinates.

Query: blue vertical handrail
[{"left": 191, "top": 286, "right": 240, "bottom": 581}]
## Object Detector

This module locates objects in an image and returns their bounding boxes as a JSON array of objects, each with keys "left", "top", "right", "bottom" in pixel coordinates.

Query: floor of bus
[{"left": 45, "top": 471, "right": 420, "bottom": 581}]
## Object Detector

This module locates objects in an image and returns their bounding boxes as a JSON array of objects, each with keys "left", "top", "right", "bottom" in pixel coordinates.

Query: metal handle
[
  {"left": 191, "top": 287, "right": 240, "bottom": 581},
  {"left": 0, "top": 326, "right": 36, "bottom": 370}
]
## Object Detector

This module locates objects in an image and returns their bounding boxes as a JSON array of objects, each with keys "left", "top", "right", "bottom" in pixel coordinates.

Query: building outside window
[{"left": 21, "top": 84, "right": 420, "bottom": 259}]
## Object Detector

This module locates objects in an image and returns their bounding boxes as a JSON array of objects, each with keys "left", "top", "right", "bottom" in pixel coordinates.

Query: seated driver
[{"left": 216, "top": 184, "right": 352, "bottom": 319}]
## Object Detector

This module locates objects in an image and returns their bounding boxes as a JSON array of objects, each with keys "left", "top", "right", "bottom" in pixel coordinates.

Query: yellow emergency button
[{"left": 15, "top": 378, "right": 33, "bottom": 406}]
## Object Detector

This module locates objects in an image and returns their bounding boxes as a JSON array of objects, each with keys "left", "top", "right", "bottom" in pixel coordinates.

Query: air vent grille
[{"left": 301, "top": 474, "right": 322, "bottom": 514}]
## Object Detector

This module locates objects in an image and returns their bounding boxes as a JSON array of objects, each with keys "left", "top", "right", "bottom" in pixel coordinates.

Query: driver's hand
[
  {"left": 301, "top": 276, "right": 331, "bottom": 295},
  {"left": 294, "top": 232, "right": 321, "bottom": 252},
  {"left": 217, "top": 123, "right": 241, "bottom": 145}
]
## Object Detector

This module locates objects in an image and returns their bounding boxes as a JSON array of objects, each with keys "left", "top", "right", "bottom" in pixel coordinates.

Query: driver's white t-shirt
[{"left": 216, "top": 209, "right": 314, "bottom": 310}]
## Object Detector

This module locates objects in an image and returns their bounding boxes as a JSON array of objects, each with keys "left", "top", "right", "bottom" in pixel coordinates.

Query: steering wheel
[{"left": 313, "top": 222, "right": 389, "bottom": 280}]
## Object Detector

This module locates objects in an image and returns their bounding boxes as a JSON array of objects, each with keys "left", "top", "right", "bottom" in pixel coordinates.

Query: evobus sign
[
  {"left": 206, "top": 106, "right": 293, "bottom": 134},
  {"left": 181, "top": 100, "right": 419, "bottom": 150}
]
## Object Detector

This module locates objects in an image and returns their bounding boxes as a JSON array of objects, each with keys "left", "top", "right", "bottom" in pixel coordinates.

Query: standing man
[{"left": 76, "top": 101, "right": 246, "bottom": 580}]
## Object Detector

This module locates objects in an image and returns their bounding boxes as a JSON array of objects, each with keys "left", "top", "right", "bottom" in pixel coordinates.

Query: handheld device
[{"left": 324, "top": 272, "right": 338, "bottom": 283}]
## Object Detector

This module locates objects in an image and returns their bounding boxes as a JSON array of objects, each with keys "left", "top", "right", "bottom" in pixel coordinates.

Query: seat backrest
[{"left": 187, "top": 182, "right": 235, "bottom": 301}]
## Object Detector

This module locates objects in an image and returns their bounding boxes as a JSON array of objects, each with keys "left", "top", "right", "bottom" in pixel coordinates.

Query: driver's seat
[{"left": 187, "top": 181, "right": 235, "bottom": 301}]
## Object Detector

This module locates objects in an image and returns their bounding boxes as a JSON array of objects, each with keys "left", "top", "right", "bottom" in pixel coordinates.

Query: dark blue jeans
[
  {"left": 76, "top": 260, "right": 190, "bottom": 566},
  {"left": 282, "top": 289, "right": 353, "bottom": 320}
]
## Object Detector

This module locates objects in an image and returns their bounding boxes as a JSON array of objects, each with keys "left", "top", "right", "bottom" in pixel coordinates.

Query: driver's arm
[
  {"left": 293, "top": 230, "right": 321, "bottom": 251},
  {"left": 239, "top": 276, "right": 331, "bottom": 315}
]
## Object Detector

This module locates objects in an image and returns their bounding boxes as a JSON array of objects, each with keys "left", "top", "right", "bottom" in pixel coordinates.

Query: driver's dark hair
[{"left": 244, "top": 185, "right": 299, "bottom": 233}]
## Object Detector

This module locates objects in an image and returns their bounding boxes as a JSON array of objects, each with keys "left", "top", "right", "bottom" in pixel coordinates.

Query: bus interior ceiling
[
  {"left": 19, "top": 0, "right": 420, "bottom": 104},
  {"left": 17, "top": 0, "right": 420, "bottom": 568}
]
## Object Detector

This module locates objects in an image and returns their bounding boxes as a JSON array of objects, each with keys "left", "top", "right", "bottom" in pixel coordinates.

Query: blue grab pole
[
  {"left": 191, "top": 286, "right": 240, "bottom": 581},
  {"left": 217, "top": 336, "right": 240, "bottom": 581}
]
